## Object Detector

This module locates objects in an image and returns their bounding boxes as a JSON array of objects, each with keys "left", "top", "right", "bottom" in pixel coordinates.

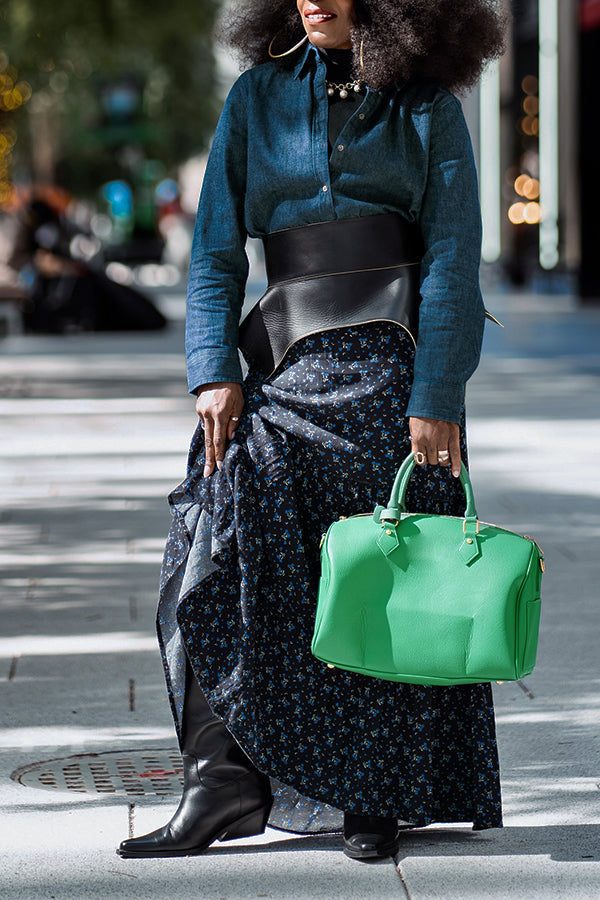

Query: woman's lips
[{"left": 305, "top": 8, "right": 336, "bottom": 22}]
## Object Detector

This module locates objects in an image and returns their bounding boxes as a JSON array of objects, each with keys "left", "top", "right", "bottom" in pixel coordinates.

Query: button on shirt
[{"left": 186, "top": 42, "right": 485, "bottom": 423}]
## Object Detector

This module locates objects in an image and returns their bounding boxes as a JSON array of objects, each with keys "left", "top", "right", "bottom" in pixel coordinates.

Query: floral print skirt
[{"left": 157, "top": 322, "right": 502, "bottom": 833}]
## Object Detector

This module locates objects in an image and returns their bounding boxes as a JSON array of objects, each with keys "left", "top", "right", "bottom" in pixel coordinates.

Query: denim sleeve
[
  {"left": 406, "top": 92, "right": 485, "bottom": 424},
  {"left": 185, "top": 76, "right": 249, "bottom": 395}
]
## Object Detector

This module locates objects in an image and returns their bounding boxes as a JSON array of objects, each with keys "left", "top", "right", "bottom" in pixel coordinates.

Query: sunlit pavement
[{"left": 1, "top": 290, "right": 599, "bottom": 898}]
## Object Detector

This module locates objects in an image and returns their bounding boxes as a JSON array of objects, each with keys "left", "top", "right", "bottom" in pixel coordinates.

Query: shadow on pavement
[{"left": 394, "top": 824, "right": 600, "bottom": 863}]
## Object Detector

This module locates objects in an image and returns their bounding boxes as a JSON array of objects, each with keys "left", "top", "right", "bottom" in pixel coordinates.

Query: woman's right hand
[{"left": 195, "top": 382, "right": 244, "bottom": 477}]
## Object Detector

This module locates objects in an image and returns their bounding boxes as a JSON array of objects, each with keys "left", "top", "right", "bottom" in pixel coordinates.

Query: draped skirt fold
[{"left": 157, "top": 322, "right": 502, "bottom": 834}]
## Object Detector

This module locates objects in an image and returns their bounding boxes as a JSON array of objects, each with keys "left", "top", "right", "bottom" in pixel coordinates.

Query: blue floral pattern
[{"left": 157, "top": 323, "right": 502, "bottom": 834}]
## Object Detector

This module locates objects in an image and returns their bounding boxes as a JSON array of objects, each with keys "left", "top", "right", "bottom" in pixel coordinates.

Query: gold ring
[
  {"left": 438, "top": 450, "right": 450, "bottom": 462},
  {"left": 230, "top": 416, "right": 239, "bottom": 422},
  {"left": 415, "top": 451, "right": 426, "bottom": 465}
]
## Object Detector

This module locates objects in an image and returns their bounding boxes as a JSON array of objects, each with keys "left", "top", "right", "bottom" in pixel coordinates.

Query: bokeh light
[
  {"left": 520, "top": 116, "right": 540, "bottom": 137},
  {"left": 508, "top": 200, "right": 542, "bottom": 226},
  {"left": 514, "top": 175, "right": 540, "bottom": 200},
  {"left": 524, "top": 202, "right": 542, "bottom": 224},
  {"left": 523, "top": 96, "right": 539, "bottom": 116},
  {"left": 508, "top": 202, "right": 526, "bottom": 225},
  {"left": 523, "top": 178, "right": 540, "bottom": 200},
  {"left": 521, "top": 75, "right": 539, "bottom": 95}
]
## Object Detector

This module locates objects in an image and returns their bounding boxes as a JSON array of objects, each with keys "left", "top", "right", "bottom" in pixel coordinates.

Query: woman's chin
[{"left": 306, "top": 33, "right": 352, "bottom": 50}]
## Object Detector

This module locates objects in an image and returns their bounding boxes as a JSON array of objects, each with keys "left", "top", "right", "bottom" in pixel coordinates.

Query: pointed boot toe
[
  {"left": 116, "top": 664, "right": 272, "bottom": 859},
  {"left": 117, "top": 826, "right": 183, "bottom": 859},
  {"left": 116, "top": 770, "right": 272, "bottom": 859},
  {"left": 116, "top": 795, "right": 272, "bottom": 859}
]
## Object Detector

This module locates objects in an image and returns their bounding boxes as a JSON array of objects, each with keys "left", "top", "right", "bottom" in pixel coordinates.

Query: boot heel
[{"left": 218, "top": 803, "right": 272, "bottom": 842}]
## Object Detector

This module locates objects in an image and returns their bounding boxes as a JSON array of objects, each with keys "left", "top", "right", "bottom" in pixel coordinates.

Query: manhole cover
[{"left": 11, "top": 748, "right": 183, "bottom": 797}]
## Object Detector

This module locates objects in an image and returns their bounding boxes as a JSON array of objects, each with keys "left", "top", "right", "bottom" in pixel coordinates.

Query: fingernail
[
  {"left": 231, "top": 431, "right": 237, "bottom": 440},
  {"left": 203, "top": 466, "right": 211, "bottom": 477},
  {"left": 453, "top": 468, "right": 460, "bottom": 478},
  {"left": 216, "top": 460, "right": 222, "bottom": 471}
]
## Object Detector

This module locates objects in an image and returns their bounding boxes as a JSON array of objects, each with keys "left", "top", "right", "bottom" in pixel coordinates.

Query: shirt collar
[
  {"left": 292, "top": 40, "right": 322, "bottom": 80},
  {"left": 292, "top": 40, "right": 380, "bottom": 96},
  {"left": 293, "top": 41, "right": 386, "bottom": 94}
]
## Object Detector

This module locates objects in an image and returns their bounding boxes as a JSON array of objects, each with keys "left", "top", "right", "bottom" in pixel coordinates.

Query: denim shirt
[{"left": 186, "top": 42, "right": 485, "bottom": 423}]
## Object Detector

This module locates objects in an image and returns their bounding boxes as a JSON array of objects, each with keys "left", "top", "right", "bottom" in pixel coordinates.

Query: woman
[{"left": 118, "top": 0, "right": 506, "bottom": 862}]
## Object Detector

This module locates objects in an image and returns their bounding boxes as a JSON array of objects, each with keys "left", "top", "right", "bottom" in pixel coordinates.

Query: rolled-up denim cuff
[
  {"left": 187, "top": 350, "right": 243, "bottom": 395},
  {"left": 406, "top": 379, "right": 465, "bottom": 424}
]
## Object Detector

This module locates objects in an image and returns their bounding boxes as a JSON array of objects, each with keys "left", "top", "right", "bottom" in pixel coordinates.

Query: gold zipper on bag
[{"left": 321, "top": 514, "right": 545, "bottom": 571}]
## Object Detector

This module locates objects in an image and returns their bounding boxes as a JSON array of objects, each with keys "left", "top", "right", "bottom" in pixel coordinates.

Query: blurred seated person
[{"left": 9, "top": 198, "right": 166, "bottom": 334}]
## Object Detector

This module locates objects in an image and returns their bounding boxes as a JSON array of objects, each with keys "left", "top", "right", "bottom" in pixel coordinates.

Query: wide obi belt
[{"left": 238, "top": 213, "right": 424, "bottom": 376}]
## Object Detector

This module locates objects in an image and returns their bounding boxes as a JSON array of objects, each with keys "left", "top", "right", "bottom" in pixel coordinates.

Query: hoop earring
[
  {"left": 268, "top": 33, "right": 308, "bottom": 59},
  {"left": 359, "top": 37, "right": 364, "bottom": 73}
]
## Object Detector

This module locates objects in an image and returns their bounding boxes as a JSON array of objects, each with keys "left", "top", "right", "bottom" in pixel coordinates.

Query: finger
[
  {"left": 448, "top": 428, "right": 462, "bottom": 479},
  {"left": 227, "top": 413, "right": 240, "bottom": 442},
  {"left": 416, "top": 439, "right": 434, "bottom": 466},
  {"left": 437, "top": 447, "right": 451, "bottom": 467},
  {"left": 212, "top": 416, "right": 228, "bottom": 471},
  {"left": 409, "top": 431, "right": 425, "bottom": 466},
  {"left": 203, "top": 418, "right": 216, "bottom": 477},
  {"left": 413, "top": 447, "right": 427, "bottom": 466}
]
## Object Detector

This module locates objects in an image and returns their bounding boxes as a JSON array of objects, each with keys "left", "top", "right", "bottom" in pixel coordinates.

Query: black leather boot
[
  {"left": 343, "top": 813, "right": 400, "bottom": 860},
  {"left": 117, "top": 667, "right": 273, "bottom": 858}
]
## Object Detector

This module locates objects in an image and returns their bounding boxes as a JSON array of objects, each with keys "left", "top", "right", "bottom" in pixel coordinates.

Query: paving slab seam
[{"left": 394, "top": 858, "right": 413, "bottom": 899}]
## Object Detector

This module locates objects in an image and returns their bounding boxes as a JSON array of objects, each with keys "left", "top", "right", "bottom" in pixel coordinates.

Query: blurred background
[
  {"left": 468, "top": 0, "right": 599, "bottom": 299},
  {"left": 0, "top": 0, "right": 598, "bottom": 336},
  {"left": 0, "top": 0, "right": 227, "bottom": 334}
]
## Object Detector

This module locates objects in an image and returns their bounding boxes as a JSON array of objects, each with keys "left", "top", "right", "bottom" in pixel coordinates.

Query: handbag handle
[{"left": 384, "top": 453, "right": 478, "bottom": 519}]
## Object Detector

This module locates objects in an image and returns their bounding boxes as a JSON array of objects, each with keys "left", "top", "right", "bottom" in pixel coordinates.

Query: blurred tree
[
  {"left": 1, "top": 0, "right": 221, "bottom": 196},
  {"left": 0, "top": 50, "right": 33, "bottom": 204}
]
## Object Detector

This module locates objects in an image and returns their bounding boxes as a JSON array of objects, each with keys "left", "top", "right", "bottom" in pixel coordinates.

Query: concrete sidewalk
[{"left": 1, "top": 291, "right": 599, "bottom": 898}]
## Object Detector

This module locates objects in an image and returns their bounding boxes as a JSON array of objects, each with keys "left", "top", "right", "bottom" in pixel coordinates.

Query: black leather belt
[{"left": 238, "top": 213, "right": 424, "bottom": 375}]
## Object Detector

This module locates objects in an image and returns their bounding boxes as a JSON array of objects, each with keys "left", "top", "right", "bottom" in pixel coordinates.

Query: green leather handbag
[{"left": 312, "top": 453, "right": 544, "bottom": 685}]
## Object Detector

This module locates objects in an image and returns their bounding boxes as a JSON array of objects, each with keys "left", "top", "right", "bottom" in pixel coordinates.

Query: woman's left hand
[{"left": 408, "top": 416, "right": 461, "bottom": 478}]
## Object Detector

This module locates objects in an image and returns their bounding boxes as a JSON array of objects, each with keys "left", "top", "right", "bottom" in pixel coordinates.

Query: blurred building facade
[{"left": 471, "top": 0, "right": 599, "bottom": 299}]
